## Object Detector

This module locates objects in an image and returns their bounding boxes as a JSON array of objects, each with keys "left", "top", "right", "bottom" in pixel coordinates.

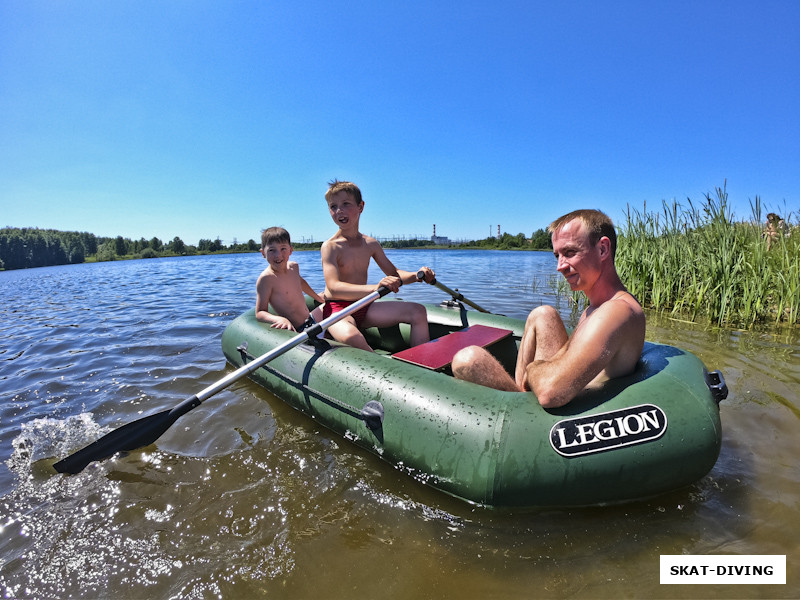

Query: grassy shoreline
[
  {"left": 616, "top": 184, "right": 798, "bottom": 328},
  {"left": 6, "top": 188, "right": 796, "bottom": 331}
]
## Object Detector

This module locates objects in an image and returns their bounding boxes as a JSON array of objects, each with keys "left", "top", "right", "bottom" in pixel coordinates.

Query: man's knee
[
  {"left": 524, "top": 305, "right": 565, "bottom": 338},
  {"left": 526, "top": 304, "right": 559, "bottom": 324}
]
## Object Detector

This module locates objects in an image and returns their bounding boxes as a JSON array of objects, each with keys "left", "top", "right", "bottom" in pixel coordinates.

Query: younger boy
[
  {"left": 256, "top": 227, "right": 324, "bottom": 331},
  {"left": 320, "top": 180, "right": 435, "bottom": 351}
]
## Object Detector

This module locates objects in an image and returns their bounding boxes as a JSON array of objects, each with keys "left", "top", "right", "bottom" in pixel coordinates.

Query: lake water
[{"left": 1, "top": 250, "right": 798, "bottom": 598}]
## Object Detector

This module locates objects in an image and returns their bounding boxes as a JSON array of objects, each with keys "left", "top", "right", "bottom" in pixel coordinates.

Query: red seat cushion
[{"left": 392, "top": 325, "right": 512, "bottom": 370}]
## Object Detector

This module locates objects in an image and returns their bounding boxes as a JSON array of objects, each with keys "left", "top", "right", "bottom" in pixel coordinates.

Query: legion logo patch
[{"left": 550, "top": 404, "right": 668, "bottom": 457}]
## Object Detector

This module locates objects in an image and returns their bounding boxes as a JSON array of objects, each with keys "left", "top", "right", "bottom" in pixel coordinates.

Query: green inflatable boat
[{"left": 221, "top": 297, "right": 726, "bottom": 508}]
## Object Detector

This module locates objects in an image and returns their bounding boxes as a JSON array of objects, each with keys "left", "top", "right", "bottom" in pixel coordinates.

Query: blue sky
[{"left": 1, "top": 1, "right": 798, "bottom": 246}]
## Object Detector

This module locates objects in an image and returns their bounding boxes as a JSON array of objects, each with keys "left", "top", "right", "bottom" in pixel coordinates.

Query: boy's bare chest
[
  {"left": 333, "top": 244, "right": 372, "bottom": 280},
  {"left": 269, "top": 269, "right": 300, "bottom": 296}
]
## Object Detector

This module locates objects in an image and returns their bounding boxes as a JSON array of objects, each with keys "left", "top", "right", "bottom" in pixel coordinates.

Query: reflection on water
[{"left": 1, "top": 251, "right": 798, "bottom": 598}]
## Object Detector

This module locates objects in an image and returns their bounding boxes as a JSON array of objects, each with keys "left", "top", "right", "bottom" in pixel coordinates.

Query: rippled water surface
[{"left": 1, "top": 251, "right": 798, "bottom": 598}]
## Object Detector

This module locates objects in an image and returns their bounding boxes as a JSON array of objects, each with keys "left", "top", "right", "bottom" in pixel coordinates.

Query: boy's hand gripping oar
[
  {"left": 53, "top": 286, "right": 392, "bottom": 474},
  {"left": 416, "top": 271, "right": 489, "bottom": 313}
]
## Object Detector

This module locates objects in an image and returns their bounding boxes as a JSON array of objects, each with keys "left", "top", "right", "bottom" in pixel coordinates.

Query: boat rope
[{"left": 236, "top": 342, "right": 384, "bottom": 430}]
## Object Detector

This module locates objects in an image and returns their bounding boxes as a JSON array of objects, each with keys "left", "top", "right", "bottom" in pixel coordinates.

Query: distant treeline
[
  {"left": 382, "top": 228, "right": 552, "bottom": 250},
  {"left": 0, "top": 227, "right": 259, "bottom": 270},
  {"left": 293, "top": 229, "right": 553, "bottom": 251},
  {"left": 455, "top": 229, "right": 552, "bottom": 250},
  {"left": 1, "top": 226, "right": 553, "bottom": 271}
]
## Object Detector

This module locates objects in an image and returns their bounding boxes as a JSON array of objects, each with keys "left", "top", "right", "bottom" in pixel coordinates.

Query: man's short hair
[
  {"left": 325, "top": 179, "right": 363, "bottom": 205},
  {"left": 548, "top": 209, "right": 617, "bottom": 257},
  {"left": 261, "top": 226, "right": 291, "bottom": 249}
]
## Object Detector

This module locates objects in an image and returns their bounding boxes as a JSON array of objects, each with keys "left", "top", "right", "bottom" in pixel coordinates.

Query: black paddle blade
[
  {"left": 53, "top": 398, "right": 197, "bottom": 474},
  {"left": 53, "top": 290, "right": 388, "bottom": 475}
]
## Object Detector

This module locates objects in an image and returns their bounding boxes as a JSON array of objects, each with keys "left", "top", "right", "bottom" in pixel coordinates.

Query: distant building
[{"left": 431, "top": 224, "right": 450, "bottom": 245}]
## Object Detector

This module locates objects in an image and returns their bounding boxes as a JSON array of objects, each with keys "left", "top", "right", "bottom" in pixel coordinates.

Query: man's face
[{"left": 551, "top": 219, "right": 602, "bottom": 292}]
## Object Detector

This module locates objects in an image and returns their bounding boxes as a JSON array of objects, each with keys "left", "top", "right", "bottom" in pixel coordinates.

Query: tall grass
[
  {"left": 617, "top": 183, "right": 799, "bottom": 328},
  {"left": 533, "top": 273, "right": 587, "bottom": 326}
]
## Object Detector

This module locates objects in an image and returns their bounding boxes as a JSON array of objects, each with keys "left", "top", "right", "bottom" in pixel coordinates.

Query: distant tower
[
  {"left": 497, "top": 225, "right": 501, "bottom": 237},
  {"left": 433, "top": 224, "right": 436, "bottom": 237}
]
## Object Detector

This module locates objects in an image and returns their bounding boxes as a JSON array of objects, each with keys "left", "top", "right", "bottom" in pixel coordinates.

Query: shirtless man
[
  {"left": 452, "top": 209, "right": 646, "bottom": 408},
  {"left": 256, "top": 226, "right": 324, "bottom": 331},
  {"left": 320, "top": 180, "right": 434, "bottom": 351}
]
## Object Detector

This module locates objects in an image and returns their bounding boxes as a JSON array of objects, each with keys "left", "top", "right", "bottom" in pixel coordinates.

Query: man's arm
[{"left": 525, "top": 301, "right": 644, "bottom": 408}]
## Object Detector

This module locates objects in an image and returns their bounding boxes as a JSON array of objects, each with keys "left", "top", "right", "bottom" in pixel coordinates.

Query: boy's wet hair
[
  {"left": 261, "top": 226, "right": 291, "bottom": 248},
  {"left": 325, "top": 179, "right": 363, "bottom": 205},
  {"left": 548, "top": 209, "right": 617, "bottom": 258}
]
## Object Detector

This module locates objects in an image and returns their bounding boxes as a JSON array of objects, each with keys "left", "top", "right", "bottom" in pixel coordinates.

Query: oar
[
  {"left": 53, "top": 286, "right": 392, "bottom": 474},
  {"left": 417, "top": 271, "right": 490, "bottom": 313}
]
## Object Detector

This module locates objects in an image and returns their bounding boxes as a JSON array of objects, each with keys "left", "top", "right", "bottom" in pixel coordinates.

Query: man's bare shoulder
[
  {"left": 575, "top": 292, "right": 644, "bottom": 341},
  {"left": 609, "top": 292, "right": 646, "bottom": 329}
]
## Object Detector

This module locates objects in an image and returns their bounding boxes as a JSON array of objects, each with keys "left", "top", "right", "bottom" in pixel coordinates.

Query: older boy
[
  {"left": 452, "top": 209, "right": 645, "bottom": 408},
  {"left": 320, "top": 180, "right": 435, "bottom": 351},
  {"left": 256, "top": 227, "right": 324, "bottom": 331}
]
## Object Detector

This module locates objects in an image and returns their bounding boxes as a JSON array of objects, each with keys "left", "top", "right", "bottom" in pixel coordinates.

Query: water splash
[{"left": 7, "top": 413, "right": 109, "bottom": 475}]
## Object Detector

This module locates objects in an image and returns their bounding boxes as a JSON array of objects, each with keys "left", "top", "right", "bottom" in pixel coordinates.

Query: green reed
[
  {"left": 529, "top": 273, "right": 587, "bottom": 328},
  {"left": 616, "top": 183, "right": 798, "bottom": 328}
]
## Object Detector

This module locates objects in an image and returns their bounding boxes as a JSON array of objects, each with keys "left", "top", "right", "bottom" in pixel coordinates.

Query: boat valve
[
  {"left": 360, "top": 401, "right": 385, "bottom": 431},
  {"left": 705, "top": 369, "right": 728, "bottom": 404}
]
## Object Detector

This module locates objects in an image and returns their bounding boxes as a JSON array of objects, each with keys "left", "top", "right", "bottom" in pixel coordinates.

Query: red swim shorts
[{"left": 322, "top": 300, "right": 371, "bottom": 328}]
